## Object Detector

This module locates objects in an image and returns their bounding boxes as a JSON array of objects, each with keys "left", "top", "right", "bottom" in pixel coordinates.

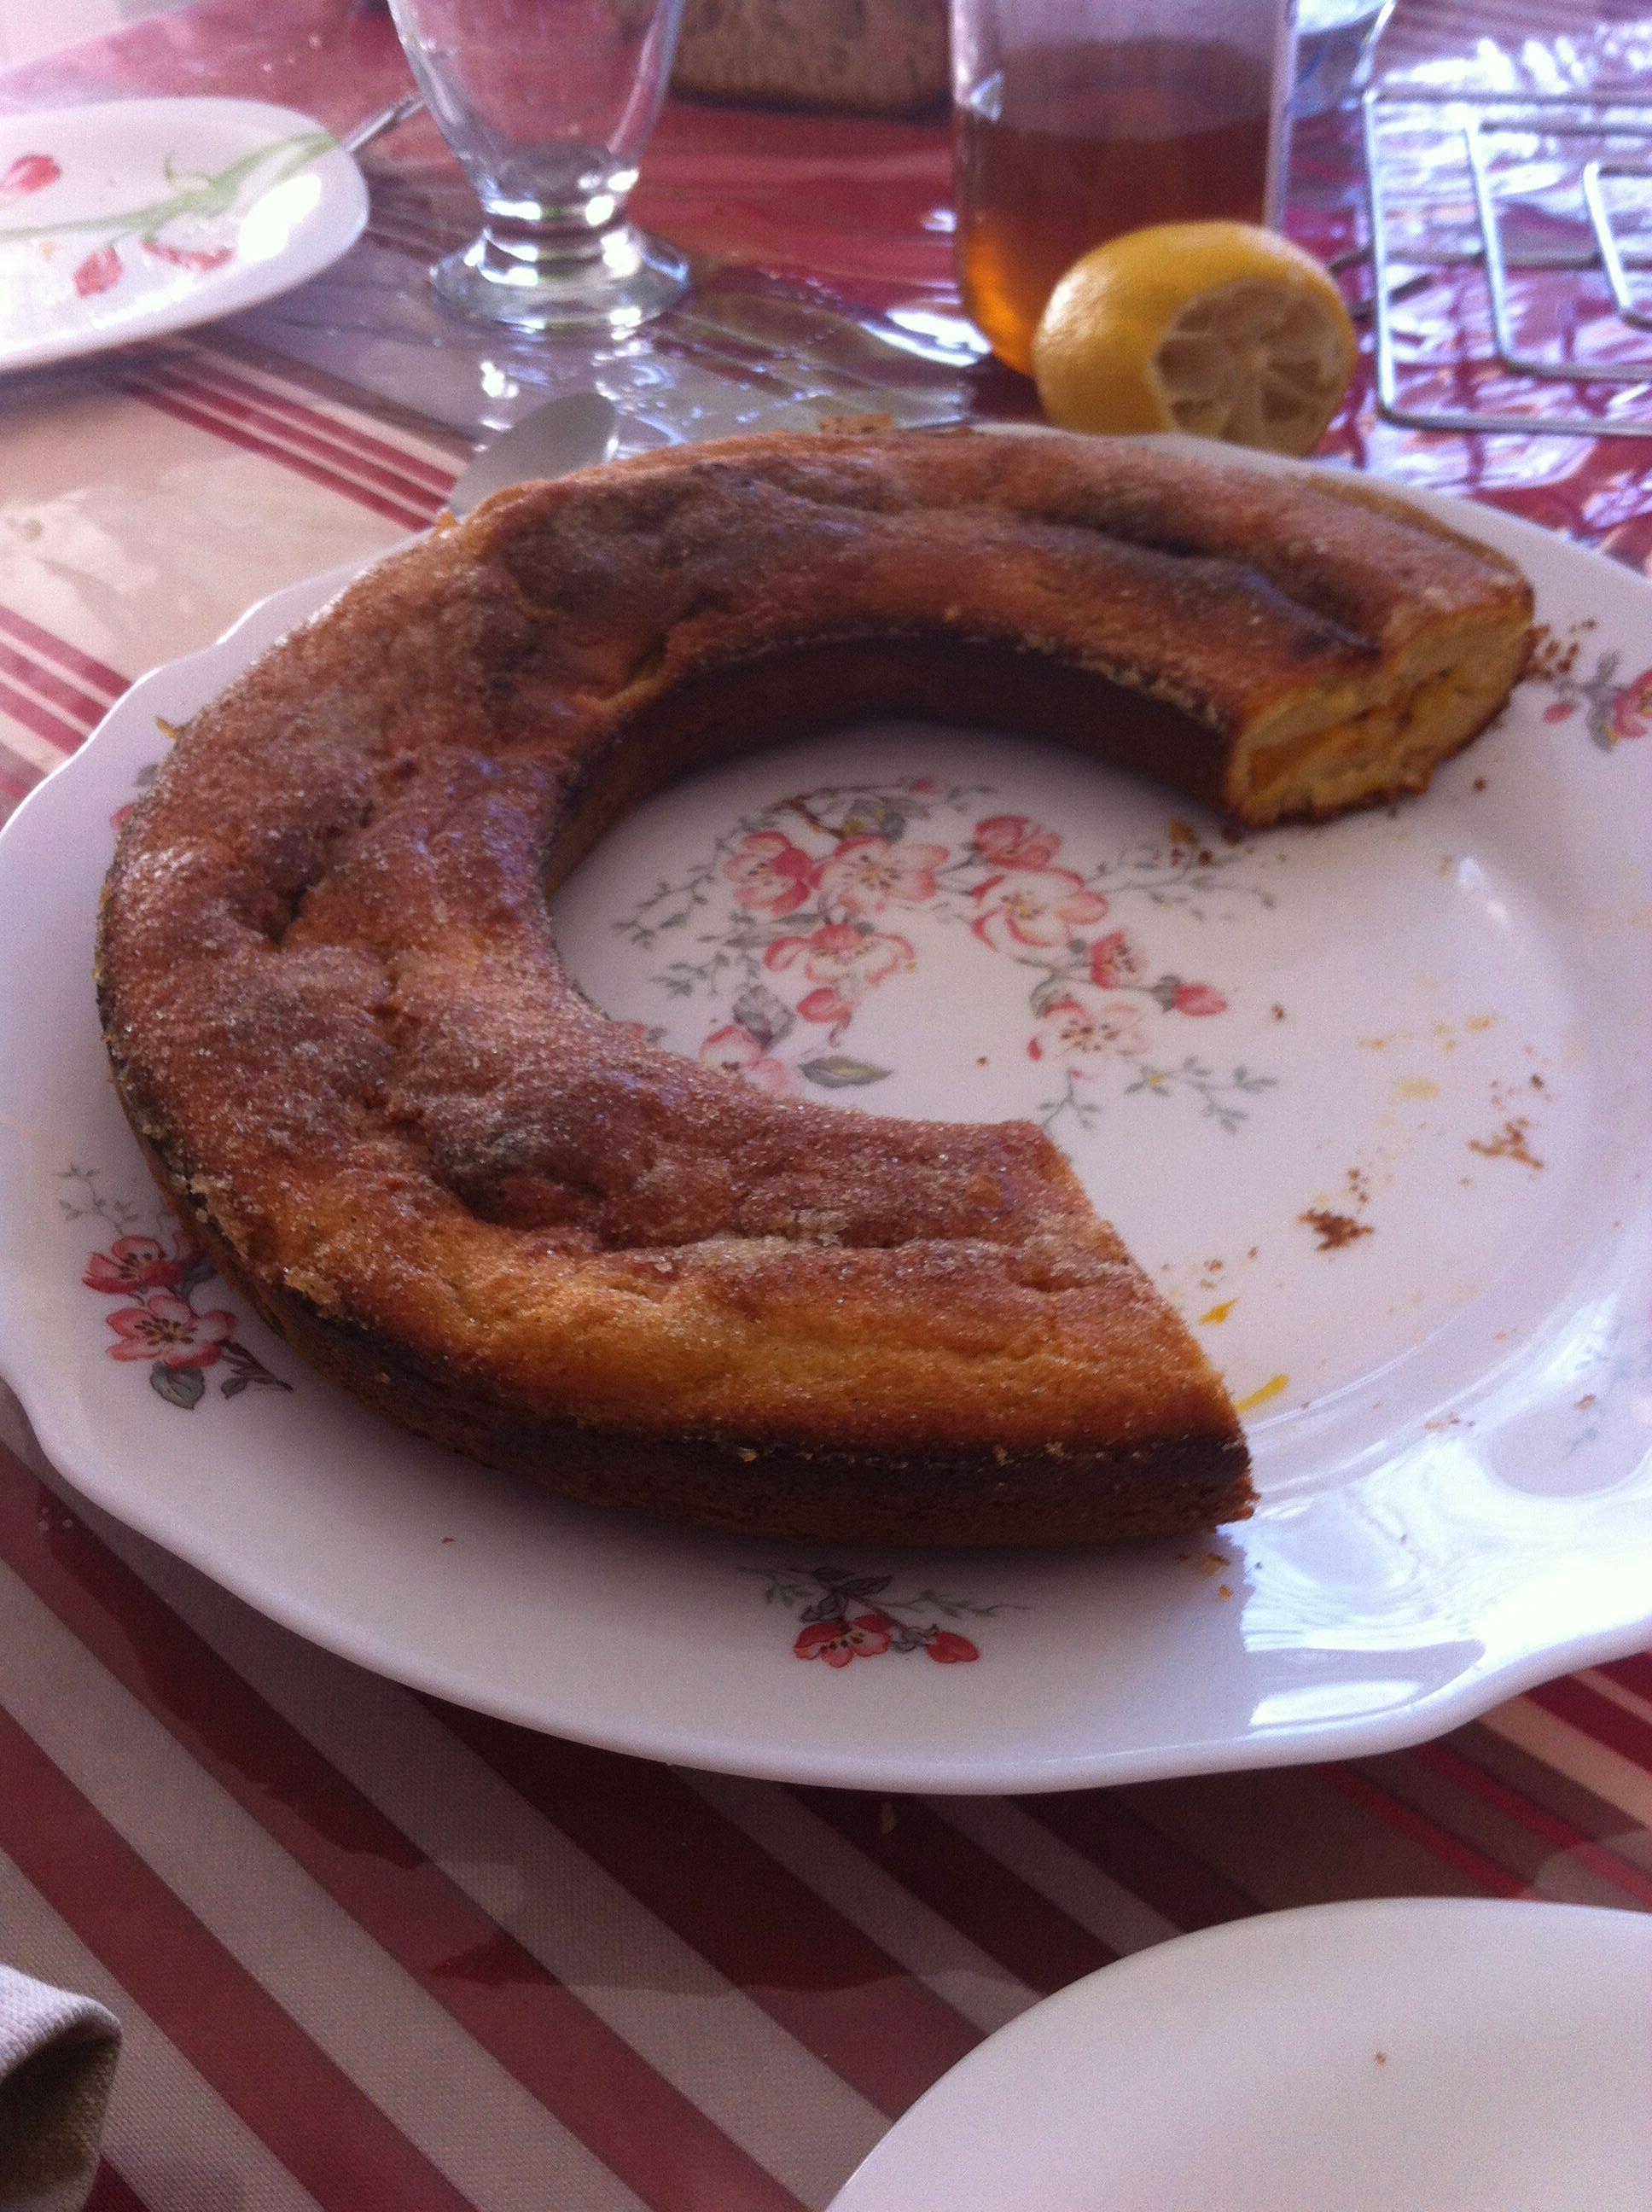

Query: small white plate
[
  {"left": 0, "top": 454, "right": 1649, "bottom": 1791},
  {"left": 829, "top": 1900, "right": 1652, "bottom": 2212},
  {"left": 0, "top": 98, "right": 367, "bottom": 374}
]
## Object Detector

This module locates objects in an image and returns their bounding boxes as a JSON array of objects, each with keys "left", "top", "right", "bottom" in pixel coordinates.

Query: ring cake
[{"left": 96, "top": 431, "right": 1533, "bottom": 1545}]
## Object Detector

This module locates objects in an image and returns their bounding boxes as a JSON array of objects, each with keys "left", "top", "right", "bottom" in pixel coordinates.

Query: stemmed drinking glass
[{"left": 387, "top": 0, "right": 688, "bottom": 333}]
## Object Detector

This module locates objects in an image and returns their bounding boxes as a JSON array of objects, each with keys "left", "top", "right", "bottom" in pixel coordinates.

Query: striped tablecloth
[{"left": 1, "top": 5, "right": 1649, "bottom": 2209}]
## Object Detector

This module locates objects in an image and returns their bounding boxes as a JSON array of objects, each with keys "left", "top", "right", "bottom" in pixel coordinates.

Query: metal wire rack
[{"left": 1361, "top": 82, "right": 1652, "bottom": 437}]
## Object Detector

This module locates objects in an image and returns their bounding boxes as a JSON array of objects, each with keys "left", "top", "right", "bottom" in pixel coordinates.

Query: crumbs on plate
[
  {"left": 1469, "top": 1119, "right": 1543, "bottom": 1171},
  {"left": 1527, "top": 618, "right": 1595, "bottom": 681},
  {"left": 1301, "top": 1208, "right": 1373, "bottom": 1251}
]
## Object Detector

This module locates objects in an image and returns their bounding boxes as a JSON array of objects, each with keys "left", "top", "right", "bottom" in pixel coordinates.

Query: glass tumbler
[
  {"left": 388, "top": 0, "right": 688, "bottom": 333},
  {"left": 951, "top": 0, "right": 1296, "bottom": 373}
]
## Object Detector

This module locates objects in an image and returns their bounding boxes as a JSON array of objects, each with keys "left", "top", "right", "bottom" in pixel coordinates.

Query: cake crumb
[
  {"left": 1528, "top": 619, "right": 1593, "bottom": 681},
  {"left": 1216, "top": 1582, "right": 1234, "bottom": 1601},
  {"left": 816, "top": 407, "right": 896, "bottom": 436},
  {"left": 1235, "top": 1372, "right": 1289, "bottom": 1413},
  {"left": 1375, "top": 2051, "right": 1387, "bottom": 2067},
  {"left": 1472, "top": 777, "right": 1487, "bottom": 791},
  {"left": 1301, "top": 1208, "right": 1374, "bottom": 1251},
  {"left": 1469, "top": 1119, "right": 1542, "bottom": 1170},
  {"left": 1200, "top": 1298, "right": 1237, "bottom": 1325},
  {"left": 1271, "top": 1003, "right": 1285, "bottom": 1021}
]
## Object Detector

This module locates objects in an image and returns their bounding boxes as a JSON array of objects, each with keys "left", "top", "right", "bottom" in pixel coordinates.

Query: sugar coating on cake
[{"left": 95, "top": 431, "right": 1531, "bottom": 1545}]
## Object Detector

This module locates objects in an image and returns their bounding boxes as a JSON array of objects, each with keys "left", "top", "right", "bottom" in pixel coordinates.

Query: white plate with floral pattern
[
  {"left": 0, "top": 451, "right": 1649, "bottom": 1791},
  {"left": 829, "top": 1900, "right": 1652, "bottom": 2209},
  {"left": 0, "top": 99, "right": 366, "bottom": 375}
]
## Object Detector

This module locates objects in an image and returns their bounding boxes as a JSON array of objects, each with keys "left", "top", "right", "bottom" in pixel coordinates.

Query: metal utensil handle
[
  {"left": 1363, "top": 84, "right": 1652, "bottom": 439},
  {"left": 341, "top": 90, "right": 425, "bottom": 158}
]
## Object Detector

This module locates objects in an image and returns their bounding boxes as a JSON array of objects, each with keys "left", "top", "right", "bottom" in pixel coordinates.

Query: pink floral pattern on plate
[
  {"left": 1540, "top": 648, "right": 1652, "bottom": 750},
  {"left": 0, "top": 128, "right": 333, "bottom": 304},
  {"left": 110, "top": 749, "right": 167, "bottom": 838},
  {"left": 63, "top": 1166, "right": 288, "bottom": 1410},
  {"left": 614, "top": 780, "right": 1277, "bottom": 1137},
  {"left": 0, "top": 154, "right": 60, "bottom": 203},
  {"left": 747, "top": 1565, "right": 1015, "bottom": 1665}
]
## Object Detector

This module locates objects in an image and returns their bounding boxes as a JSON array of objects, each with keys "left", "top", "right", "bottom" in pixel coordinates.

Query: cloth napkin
[{"left": 0, "top": 1968, "right": 119, "bottom": 2212}]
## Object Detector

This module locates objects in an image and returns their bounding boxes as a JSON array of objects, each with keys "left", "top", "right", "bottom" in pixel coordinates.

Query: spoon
[{"left": 449, "top": 389, "right": 620, "bottom": 517}]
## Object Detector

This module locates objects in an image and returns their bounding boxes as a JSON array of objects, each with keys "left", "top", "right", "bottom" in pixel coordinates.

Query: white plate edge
[
  {"left": 0, "top": 451, "right": 1649, "bottom": 1790},
  {"left": 0, "top": 96, "right": 369, "bottom": 377},
  {"left": 825, "top": 1896, "right": 1652, "bottom": 2206}
]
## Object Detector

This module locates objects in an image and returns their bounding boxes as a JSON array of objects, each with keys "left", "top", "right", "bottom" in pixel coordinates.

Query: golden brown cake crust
[{"left": 95, "top": 431, "right": 1530, "bottom": 1545}]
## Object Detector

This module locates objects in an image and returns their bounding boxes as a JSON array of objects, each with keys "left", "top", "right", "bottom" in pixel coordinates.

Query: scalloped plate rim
[{"left": 0, "top": 442, "right": 1649, "bottom": 1792}]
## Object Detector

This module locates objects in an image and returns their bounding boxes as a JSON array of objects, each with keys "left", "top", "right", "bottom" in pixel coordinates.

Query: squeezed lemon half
[{"left": 1031, "top": 221, "right": 1358, "bottom": 457}]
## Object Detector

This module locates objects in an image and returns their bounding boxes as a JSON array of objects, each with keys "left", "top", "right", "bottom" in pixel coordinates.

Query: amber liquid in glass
[{"left": 956, "top": 37, "right": 1277, "bottom": 374}]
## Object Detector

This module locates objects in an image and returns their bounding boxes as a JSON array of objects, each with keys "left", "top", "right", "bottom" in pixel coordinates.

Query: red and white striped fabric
[
  {"left": 0, "top": 3, "right": 1648, "bottom": 2208},
  {"left": 3, "top": 1377, "right": 1650, "bottom": 2212},
  {"left": 0, "top": 334, "right": 466, "bottom": 814}
]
